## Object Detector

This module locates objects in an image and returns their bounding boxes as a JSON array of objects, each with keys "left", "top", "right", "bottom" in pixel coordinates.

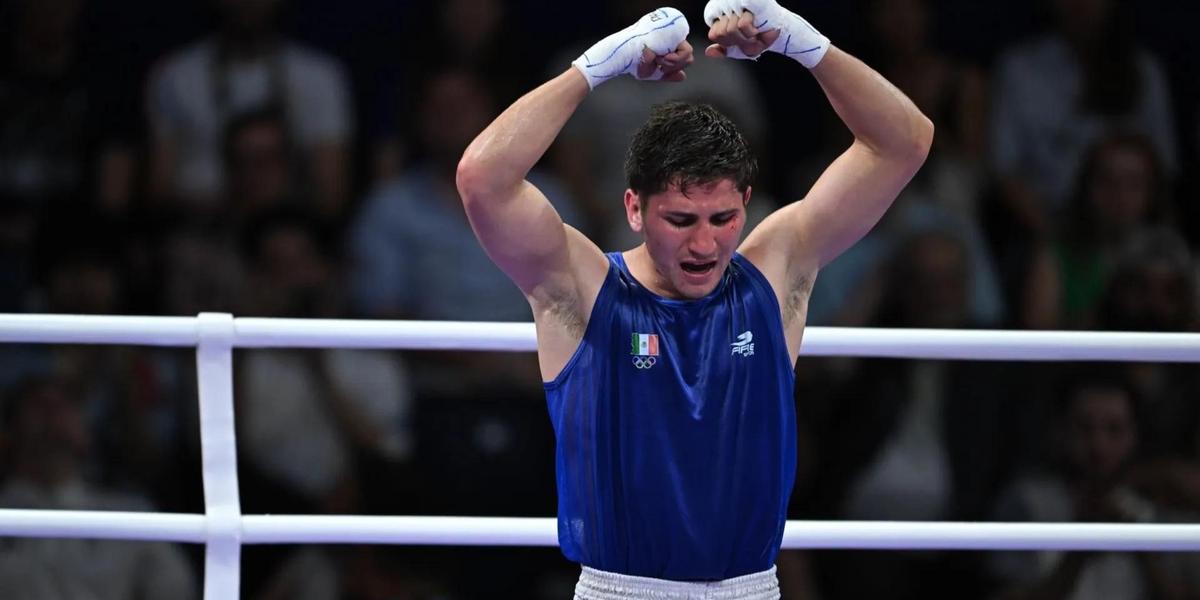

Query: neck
[{"left": 624, "top": 246, "right": 675, "bottom": 298}]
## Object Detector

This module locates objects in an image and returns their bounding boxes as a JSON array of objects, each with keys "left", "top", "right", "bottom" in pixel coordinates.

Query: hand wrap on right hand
[{"left": 572, "top": 7, "right": 690, "bottom": 89}]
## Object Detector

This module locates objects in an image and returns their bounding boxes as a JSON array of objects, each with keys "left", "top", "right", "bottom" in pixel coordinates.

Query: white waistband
[{"left": 574, "top": 566, "right": 779, "bottom": 600}]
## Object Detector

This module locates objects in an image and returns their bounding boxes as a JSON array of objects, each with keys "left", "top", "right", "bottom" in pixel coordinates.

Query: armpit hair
[
  {"left": 538, "top": 285, "right": 586, "bottom": 339},
  {"left": 783, "top": 272, "right": 814, "bottom": 328}
]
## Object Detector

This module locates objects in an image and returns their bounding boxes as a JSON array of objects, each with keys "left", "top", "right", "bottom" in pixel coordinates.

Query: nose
[{"left": 687, "top": 224, "right": 718, "bottom": 257}]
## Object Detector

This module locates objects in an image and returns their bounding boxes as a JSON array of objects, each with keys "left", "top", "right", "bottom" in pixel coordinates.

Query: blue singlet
[{"left": 544, "top": 252, "right": 797, "bottom": 581}]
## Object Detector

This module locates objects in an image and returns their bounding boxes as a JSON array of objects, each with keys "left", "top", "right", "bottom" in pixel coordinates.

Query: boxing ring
[{"left": 1, "top": 312, "right": 1199, "bottom": 599}]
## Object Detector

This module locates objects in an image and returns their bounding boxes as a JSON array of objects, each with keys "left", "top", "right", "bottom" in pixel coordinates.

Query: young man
[{"left": 456, "top": 1, "right": 933, "bottom": 597}]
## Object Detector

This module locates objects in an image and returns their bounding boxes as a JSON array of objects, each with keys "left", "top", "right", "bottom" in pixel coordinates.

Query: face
[
  {"left": 216, "top": 0, "right": 282, "bottom": 34},
  {"left": 442, "top": 0, "right": 503, "bottom": 50},
  {"left": 898, "top": 234, "right": 969, "bottom": 328},
  {"left": 1064, "top": 386, "right": 1136, "bottom": 481},
  {"left": 624, "top": 179, "right": 748, "bottom": 299},
  {"left": 229, "top": 120, "right": 291, "bottom": 209},
  {"left": 254, "top": 226, "right": 333, "bottom": 317},
  {"left": 420, "top": 71, "right": 494, "bottom": 168},
  {"left": 48, "top": 259, "right": 120, "bottom": 314},
  {"left": 1110, "top": 260, "right": 1192, "bottom": 331},
  {"left": 1088, "top": 143, "right": 1155, "bottom": 238},
  {"left": 12, "top": 381, "right": 90, "bottom": 476},
  {"left": 1053, "top": 0, "right": 1112, "bottom": 42},
  {"left": 870, "top": 0, "right": 928, "bottom": 55}
]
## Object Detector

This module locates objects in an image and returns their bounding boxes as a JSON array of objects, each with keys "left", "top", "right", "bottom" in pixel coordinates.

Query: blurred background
[{"left": 0, "top": 0, "right": 1197, "bottom": 597}]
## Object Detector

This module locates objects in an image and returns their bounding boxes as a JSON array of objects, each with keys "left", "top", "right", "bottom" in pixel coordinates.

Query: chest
[{"left": 610, "top": 292, "right": 778, "bottom": 391}]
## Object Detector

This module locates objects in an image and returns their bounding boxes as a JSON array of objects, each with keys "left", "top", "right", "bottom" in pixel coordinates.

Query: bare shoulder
[
  {"left": 528, "top": 227, "right": 607, "bottom": 328},
  {"left": 528, "top": 225, "right": 609, "bottom": 381},
  {"left": 738, "top": 202, "right": 819, "bottom": 360},
  {"left": 739, "top": 202, "right": 819, "bottom": 307}
]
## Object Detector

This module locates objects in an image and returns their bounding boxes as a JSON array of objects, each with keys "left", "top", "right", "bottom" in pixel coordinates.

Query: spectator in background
[
  {"left": 0, "top": 200, "right": 37, "bottom": 312},
  {"left": 1089, "top": 229, "right": 1200, "bottom": 524},
  {"left": 988, "top": 0, "right": 1180, "bottom": 332},
  {"left": 350, "top": 70, "right": 562, "bottom": 594},
  {"left": 987, "top": 368, "right": 1196, "bottom": 600},
  {"left": 349, "top": 67, "right": 583, "bottom": 325},
  {"left": 31, "top": 219, "right": 201, "bottom": 510},
  {"left": 349, "top": 67, "right": 580, "bottom": 437},
  {"left": 989, "top": 0, "right": 1178, "bottom": 240},
  {"left": 0, "top": 0, "right": 137, "bottom": 213},
  {"left": 237, "top": 210, "right": 413, "bottom": 515},
  {"left": 156, "top": 103, "right": 309, "bottom": 320},
  {"left": 863, "top": 0, "right": 989, "bottom": 224},
  {"left": 808, "top": 230, "right": 1020, "bottom": 599},
  {"left": 158, "top": 220, "right": 246, "bottom": 316},
  {"left": 1021, "top": 133, "right": 1171, "bottom": 329},
  {"left": 1097, "top": 228, "right": 1197, "bottom": 334},
  {"left": 800, "top": 0, "right": 1002, "bottom": 329},
  {"left": 146, "top": 0, "right": 352, "bottom": 219},
  {"left": 235, "top": 210, "right": 418, "bottom": 596},
  {"left": 222, "top": 106, "right": 298, "bottom": 222},
  {"left": 154, "top": 102, "right": 309, "bottom": 320},
  {"left": 0, "top": 376, "right": 198, "bottom": 599},
  {"left": 369, "top": 0, "right": 534, "bottom": 183},
  {"left": 0, "top": 0, "right": 136, "bottom": 312},
  {"left": 807, "top": 203, "right": 1005, "bottom": 328}
]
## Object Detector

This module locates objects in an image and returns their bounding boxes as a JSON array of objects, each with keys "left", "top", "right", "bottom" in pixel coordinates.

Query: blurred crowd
[{"left": 0, "top": 0, "right": 1197, "bottom": 597}]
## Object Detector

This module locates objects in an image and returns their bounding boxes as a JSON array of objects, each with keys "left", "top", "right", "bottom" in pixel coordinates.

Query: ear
[
  {"left": 742, "top": 185, "right": 752, "bottom": 207},
  {"left": 624, "top": 189, "right": 644, "bottom": 233}
]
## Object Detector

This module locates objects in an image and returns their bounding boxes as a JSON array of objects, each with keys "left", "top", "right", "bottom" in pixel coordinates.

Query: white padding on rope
[{"left": 196, "top": 313, "right": 243, "bottom": 600}]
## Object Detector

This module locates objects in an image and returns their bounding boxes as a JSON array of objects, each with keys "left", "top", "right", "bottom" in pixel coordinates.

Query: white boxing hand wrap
[
  {"left": 572, "top": 7, "right": 690, "bottom": 89},
  {"left": 703, "top": 0, "right": 829, "bottom": 67}
]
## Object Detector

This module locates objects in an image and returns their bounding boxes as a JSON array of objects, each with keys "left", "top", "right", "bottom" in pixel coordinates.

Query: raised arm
[
  {"left": 798, "top": 47, "right": 935, "bottom": 266},
  {"left": 704, "top": 0, "right": 932, "bottom": 356},
  {"left": 455, "top": 69, "right": 596, "bottom": 297},
  {"left": 456, "top": 8, "right": 693, "bottom": 299},
  {"left": 709, "top": 6, "right": 931, "bottom": 271}
]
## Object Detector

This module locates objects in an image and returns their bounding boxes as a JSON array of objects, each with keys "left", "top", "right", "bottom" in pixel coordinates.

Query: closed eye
[
  {"left": 710, "top": 211, "right": 738, "bottom": 225},
  {"left": 665, "top": 215, "right": 697, "bottom": 227}
]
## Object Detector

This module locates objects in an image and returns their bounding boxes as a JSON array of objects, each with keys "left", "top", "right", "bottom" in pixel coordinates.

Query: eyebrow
[{"left": 663, "top": 209, "right": 739, "bottom": 219}]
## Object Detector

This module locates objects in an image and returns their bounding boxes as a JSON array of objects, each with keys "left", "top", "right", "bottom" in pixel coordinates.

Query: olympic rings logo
[{"left": 632, "top": 356, "right": 657, "bottom": 369}]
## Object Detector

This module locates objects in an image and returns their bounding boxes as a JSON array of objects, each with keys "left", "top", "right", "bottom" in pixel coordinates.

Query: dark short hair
[{"left": 624, "top": 102, "right": 757, "bottom": 198}]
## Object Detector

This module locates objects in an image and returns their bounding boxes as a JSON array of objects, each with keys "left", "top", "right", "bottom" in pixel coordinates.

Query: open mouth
[{"left": 680, "top": 261, "right": 717, "bottom": 275}]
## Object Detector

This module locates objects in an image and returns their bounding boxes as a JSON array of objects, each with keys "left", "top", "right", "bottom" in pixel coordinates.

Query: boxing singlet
[{"left": 544, "top": 252, "right": 797, "bottom": 581}]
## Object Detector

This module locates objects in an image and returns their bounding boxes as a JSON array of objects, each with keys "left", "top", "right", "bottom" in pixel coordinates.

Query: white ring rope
[
  {"left": 1, "top": 312, "right": 1198, "bottom": 597},
  {"left": 3, "top": 511, "right": 1200, "bottom": 552},
  {"left": 0, "top": 313, "right": 1197, "bottom": 360}
]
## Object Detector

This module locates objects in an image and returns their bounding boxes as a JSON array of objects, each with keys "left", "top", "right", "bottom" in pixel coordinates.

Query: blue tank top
[{"left": 544, "top": 252, "right": 797, "bottom": 581}]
